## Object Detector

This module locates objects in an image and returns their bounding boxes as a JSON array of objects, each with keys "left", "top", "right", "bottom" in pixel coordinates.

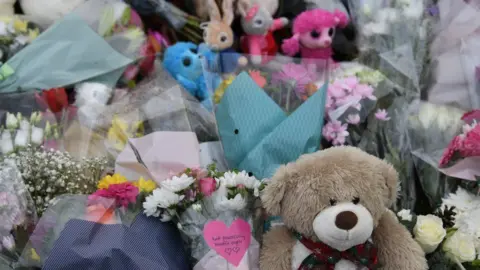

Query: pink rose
[{"left": 199, "top": 178, "right": 217, "bottom": 197}]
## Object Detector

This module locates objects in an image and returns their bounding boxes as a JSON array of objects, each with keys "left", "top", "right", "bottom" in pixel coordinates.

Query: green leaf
[
  {"left": 446, "top": 228, "right": 457, "bottom": 238},
  {"left": 471, "top": 260, "right": 480, "bottom": 266}
]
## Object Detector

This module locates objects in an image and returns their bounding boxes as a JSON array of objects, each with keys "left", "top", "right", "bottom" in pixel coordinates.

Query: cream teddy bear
[{"left": 260, "top": 146, "right": 427, "bottom": 270}]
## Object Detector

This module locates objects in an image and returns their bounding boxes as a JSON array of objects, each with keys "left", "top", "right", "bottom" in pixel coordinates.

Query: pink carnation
[
  {"left": 88, "top": 183, "right": 139, "bottom": 208},
  {"left": 439, "top": 135, "right": 464, "bottom": 167}
]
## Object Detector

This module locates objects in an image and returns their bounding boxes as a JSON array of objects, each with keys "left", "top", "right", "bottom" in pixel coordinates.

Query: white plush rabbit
[
  {"left": 0, "top": 0, "right": 15, "bottom": 15},
  {"left": 20, "top": 0, "right": 87, "bottom": 28}
]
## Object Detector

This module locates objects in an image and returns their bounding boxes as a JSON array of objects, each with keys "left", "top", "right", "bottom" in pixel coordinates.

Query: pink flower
[
  {"left": 272, "top": 63, "right": 315, "bottom": 98},
  {"left": 346, "top": 114, "right": 361, "bottom": 125},
  {"left": 322, "top": 120, "right": 349, "bottom": 145},
  {"left": 462, "top": 110, "right": 480, "bottom": 125},
  {"left": 249, "top": 70, "right": 267, "bottom": 88},
  {"left": 375, "top": 109, "right": 391, "bottom": 121},
  {"left": 461, "top": 124, "right": 480, "bottom": 157},
  {"left": 439, "top": 135, "right": 464, "bottom": 167},
  {"left": 199, "top": 177, "right": 217, "bottom": 197},
  {"left": 88, "top": 183, "right": 139, "bottom": 208},
  {"left": 353, "top": 83, "right": 377, "bottom": 100}
]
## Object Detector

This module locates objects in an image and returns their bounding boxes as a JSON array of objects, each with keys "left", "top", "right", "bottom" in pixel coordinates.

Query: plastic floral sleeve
[
  {"left": 348, "top": 0, "right": 433, "bottom": 98},
  {"left": 0, "top": 160, "right": 36, "bottom": 267},
  {"left": 428, "top": 0, "right": 480, "bottom": 110},
  {"left": 404, "top": 101, "right": 468, "bottom": 211},
  {"left": 17, "top": 194, "right": 189, "bottom": 269},
  {"left": 201, "top": 53, "right": 331, "bottom": 113}
]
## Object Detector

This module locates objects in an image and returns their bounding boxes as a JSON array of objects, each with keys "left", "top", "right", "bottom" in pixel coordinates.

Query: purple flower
[
  {"left": 272, "top": 63, "right": 316, "bottom": 98},
  {"left": 375, "top": 109, "right": 391, "bottom": 121},
  {"left": 322, "top": 120, "right": 349, "bottom": 145},
  {"left": 346, "top": 114, "right": 361, "bottom": 125}
]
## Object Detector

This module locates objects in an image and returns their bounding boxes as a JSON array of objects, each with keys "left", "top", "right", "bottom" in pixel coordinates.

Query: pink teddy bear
[{"left": 282, "top": 9, "right": 349, "bottom": 62}]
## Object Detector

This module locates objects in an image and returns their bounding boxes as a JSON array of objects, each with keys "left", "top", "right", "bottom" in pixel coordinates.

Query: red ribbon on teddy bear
[{"left": 295, "top": 232, "right": 379, "bottom": 270}]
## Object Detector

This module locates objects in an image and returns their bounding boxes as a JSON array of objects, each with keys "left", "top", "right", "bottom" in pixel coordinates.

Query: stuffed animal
[
  {"left": 282, "top": 9, "right": 348, "bottom": 64},
  {"left": 163, "top": 42, "right": 213, "bottom": 110},
  {"left": 237, "top": 1, "right": 289, "bottom": 65},
  {"left": 260, "top": 146, "right": 427, "bottom": 270},
  {"left": 20, "top": 0, "right": 88, "bottom": 28},
  {"left": 200, "top": 0, "right": 247, "bottom": 74},
  {"left": 0, "top": 0, "right": 15, "bottom": 15}
]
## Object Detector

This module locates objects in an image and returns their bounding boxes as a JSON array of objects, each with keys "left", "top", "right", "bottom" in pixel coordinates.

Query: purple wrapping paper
[{"left": 42, "top": 214, "right": 190, "bottom": 270}]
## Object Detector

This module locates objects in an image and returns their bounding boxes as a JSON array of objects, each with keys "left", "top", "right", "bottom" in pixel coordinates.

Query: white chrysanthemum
[
  {"left": 455, "top": 208, "right": 480, "bottom": 250},
  {"left": 213, "top": 185, "right": 247, "bottom": 211},
  {"left": 217, "top": 171, "right": 260, "bottom": 189},
  {"left": 397, "top": 209, "right": 413, "bottom": 222},
  {"left": 160, "top": 174, "right": 195, "bottom": 192},
  {"left": 442, "top": 188, "right": 480, "bottom": 220},
  {"left": 75, "top": 82, "right": 113, "bottom": 107},
  {"left": 143, "top": 188, "right": 184, "bottom": 217}
]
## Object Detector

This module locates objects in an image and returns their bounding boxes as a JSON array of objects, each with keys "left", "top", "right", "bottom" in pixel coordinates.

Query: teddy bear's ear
[
  {"left": 261, "top": 165, "right": 288, "bottom": 216},
  {"left": 382, "top": 162, "right": 399, "bottom": 207}
]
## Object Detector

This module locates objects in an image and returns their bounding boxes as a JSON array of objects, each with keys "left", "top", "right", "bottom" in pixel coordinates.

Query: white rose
[
  {"left": 397, "top": 209, "right": 413, "bottom": 222},
  {"left": 443, "top": 231, "right": 476, "bottom": 263},
  {"left": 413, "top": 215, "right": 446, "bottom": 254}
]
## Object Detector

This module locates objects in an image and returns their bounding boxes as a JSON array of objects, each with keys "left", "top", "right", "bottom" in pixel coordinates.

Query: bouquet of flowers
[
  {"left": 0, "top": 160, "right": 36, "bottom": 267},
  {"left": 143, "top": 166, "right": 264, "bottom": 269},
  {"left": 397, "top": 186, "right": 480, "bottom": 269},
  {"left": 17, "top": 173, "right": 189, "bottom": 269},
  {"left": 1, "top": 145, "right": 108, "bottom": 216},
  {"left": 206, "top": 56, "right": 330, "bottom": 113},
  {"left": 349, "top": 0, "right": 434, "bottom": 97},
  {"left": 0, "top": 15, "right": 41, "bottom": 63}
]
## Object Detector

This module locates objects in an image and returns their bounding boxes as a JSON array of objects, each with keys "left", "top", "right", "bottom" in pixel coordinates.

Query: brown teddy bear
[{"left": 260, "top": 146, "right": 427, "bottom": 270}]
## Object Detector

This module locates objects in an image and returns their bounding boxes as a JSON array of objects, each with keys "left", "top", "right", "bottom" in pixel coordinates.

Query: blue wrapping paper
[
  {"left": 0, "top": 12, "right": 134, "bottom": 93},
  {"left": 215, "top": 72, "right": 327, "bottom": 180},
  {"left": 42, "top": 214, "right": 190, "bottom": 270}
]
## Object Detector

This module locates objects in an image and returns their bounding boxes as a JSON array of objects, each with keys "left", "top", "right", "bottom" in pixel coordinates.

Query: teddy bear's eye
[
  {"left": 190, "top": 48, "right": 197, "bottom": 54},
  {"left": 182, "top": 57, "right": 192, "bottom": 67},
  {"left": 310, "top": 30, "right": 320, "bottom": 38},
  {"left": 248, "top": 172, "right": 253, "bottom": 177},
  {"left": 329, "top": 199, "right": 337, "bottom": 206},
  {"left": 352, "top": 197, "right": 360, "bottom": 204},
  {"left": 234, "top": 129, "right": 239, "bottom": 134}
]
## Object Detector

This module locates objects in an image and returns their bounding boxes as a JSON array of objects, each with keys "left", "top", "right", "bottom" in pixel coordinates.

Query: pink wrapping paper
[{"left": 115, "top": 131, "right": 201, "bottom": 183}]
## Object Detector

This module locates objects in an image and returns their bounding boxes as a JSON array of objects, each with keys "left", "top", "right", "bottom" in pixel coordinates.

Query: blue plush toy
[{"left": 163, "top": 42, "right": 214, "bottom": 110}]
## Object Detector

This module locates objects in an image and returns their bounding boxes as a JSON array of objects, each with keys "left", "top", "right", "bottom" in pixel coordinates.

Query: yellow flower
[
  {"left": 107, "top": 116, "right": 144, "bottom": 151},
  {"left": 31, "top": 248, "right": 40, "bottom": 261},
  {"left": 214, "top": 76, "right": 235, "bottom": 104},
  {"left": 98, "top": 174, "right": 128, "bottom": 190},
  {"left": 133, "top": 177, "right": 156, "bottom": 193},
  {"left": 13, "top": 19, "right": 28, "bottom": 33},
  {"left": 28, "top": 28, "right": 40, "bottom": 41}
]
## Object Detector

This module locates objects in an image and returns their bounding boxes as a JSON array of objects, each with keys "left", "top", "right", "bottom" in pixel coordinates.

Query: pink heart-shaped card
[{"left": 203, "top": 219, "right": 251, "bottom": 266}]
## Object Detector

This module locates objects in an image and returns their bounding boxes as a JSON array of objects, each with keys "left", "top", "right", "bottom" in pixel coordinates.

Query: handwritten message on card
[{"left": 203, "top": 219, "right": 251, "bottom": 266}]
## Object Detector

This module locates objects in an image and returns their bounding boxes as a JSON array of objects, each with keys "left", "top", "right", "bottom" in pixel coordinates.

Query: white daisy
[{"left": 160, "top": 174, "right": 195, "bottom": 192}]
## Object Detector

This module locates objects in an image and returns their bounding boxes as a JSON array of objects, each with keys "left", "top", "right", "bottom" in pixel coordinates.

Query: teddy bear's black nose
[{"left": 335, "top": 211, "right": 358, "bottom": 230}]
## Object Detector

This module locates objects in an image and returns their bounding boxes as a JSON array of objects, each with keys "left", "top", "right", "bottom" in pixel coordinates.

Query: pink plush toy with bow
[
  {"left": 282, "top": 9, "right": 349, "bottom": 61},
  {"left": 238, "top": 1, "right": 289, "bottom": 65}
]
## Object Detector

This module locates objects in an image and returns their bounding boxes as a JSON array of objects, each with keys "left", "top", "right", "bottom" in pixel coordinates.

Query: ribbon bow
[
  {"left": 0, "top": 63, "right": 14, "bottom": 81},
  {"left": 295, "top": 233, "right": 379, "bottom": 270}
]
